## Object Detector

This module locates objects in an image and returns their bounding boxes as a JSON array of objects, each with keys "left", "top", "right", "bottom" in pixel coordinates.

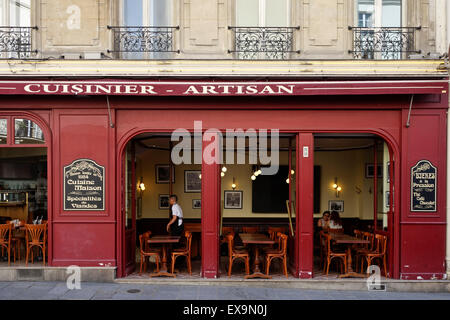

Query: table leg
[
  {"left": 339, "top": 245, "right": 368, "bottom": 279},
  {"left": 244, "top": 245, "right": 272, "bottom": 279},
  {"left": 150, "top": 243, "right": 176, "bottom": 278}
]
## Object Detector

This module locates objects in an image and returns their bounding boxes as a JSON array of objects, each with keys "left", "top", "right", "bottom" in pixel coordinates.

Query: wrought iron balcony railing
[
  {"left": 228, "top": 26, "right": 300, "bottom": 60},
  {"left": 107, "top": 26, "right": 179, "bottom": 55},
  {"left": 349, "top": 26, "right": 421, "bottom": 60},
  {"left": 0, "top": 26, "right": 37, "bottom": 59}
]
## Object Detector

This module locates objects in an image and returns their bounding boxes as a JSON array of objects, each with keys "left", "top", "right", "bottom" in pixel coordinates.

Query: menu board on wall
[
  {"left": 411, "top": 160, "right": 437, "bottom": 212},
  {"left": 64, "top": 159, "right": 105, "bottom": 211}
]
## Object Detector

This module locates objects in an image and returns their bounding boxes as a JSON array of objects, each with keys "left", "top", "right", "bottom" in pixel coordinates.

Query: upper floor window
[
  {"left": 231, "top": 0, "right": 297, "bottom": 60},
  {"left": 110, "top": 0, "right": 176, "bottom": 59},
  {"left": 14, "top": 118, "right": 44, "bottom": 144},
  {"left": 351, "top": 0, "right": 418, "bottom": 60},
  {"left": 0, "top": 0, "right": 34, "bottom": 59}
]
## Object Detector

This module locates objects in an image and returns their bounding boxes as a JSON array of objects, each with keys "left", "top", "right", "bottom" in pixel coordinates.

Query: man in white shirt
[{"left": 166, "top": 194, "right": 184, "bottom": 236}]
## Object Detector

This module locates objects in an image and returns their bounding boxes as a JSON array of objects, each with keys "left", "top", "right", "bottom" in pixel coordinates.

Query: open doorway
[
  {"left": 219, "top": 134, "right": 297, "bottom": 279},
  {"left": 122, "top": 133, "right": 202, "bottom": 278},
  {"left": 313, "top": 134, "right": 393, "bottom": 279}
]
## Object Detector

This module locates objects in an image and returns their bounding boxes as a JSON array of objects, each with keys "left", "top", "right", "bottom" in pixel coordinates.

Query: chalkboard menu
[
  {"left": 411, "top": 160, "right": 437, "bottom": 212},
  {"left": 64, "top": 159, "right": 105, "bottom": 211}
]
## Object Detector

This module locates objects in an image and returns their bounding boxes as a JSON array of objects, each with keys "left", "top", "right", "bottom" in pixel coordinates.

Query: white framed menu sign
[
  {"left": 64, "top": 159, "right": 105, "bottom": 211},
  {"left": 411, "top": 160, "right": 437, "bottom": 212}
]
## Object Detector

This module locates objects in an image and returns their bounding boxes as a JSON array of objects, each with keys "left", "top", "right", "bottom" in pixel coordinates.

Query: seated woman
[
  {"left": 329, "top": 210, "right": 343, "bottom": 230},
  {"left": 317, "top": 211, "right": 331, "bottom": 229}
]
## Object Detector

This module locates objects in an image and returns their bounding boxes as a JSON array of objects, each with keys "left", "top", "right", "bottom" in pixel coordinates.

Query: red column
[
  {"left": 201, "top": 132, "right": 220, "bottom": 278},
  {"left": 296, "top": 133, "right": 314, "bottom": 278}
]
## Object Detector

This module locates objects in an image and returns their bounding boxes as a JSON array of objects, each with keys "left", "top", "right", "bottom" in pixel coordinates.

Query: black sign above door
[
  {"left": 411, "top": 160, "right": 437, "bottom": 212},
  {"left": 64, "top": 159, "right": 105, "bottom": 211}
]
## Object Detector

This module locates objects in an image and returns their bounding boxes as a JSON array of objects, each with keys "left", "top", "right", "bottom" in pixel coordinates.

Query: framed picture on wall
[
  {"left": 158, "top": 194, "right": 170, "bottom": 209},
  {"left": 155, "top": 165, "right": 175, "bottom": 184},
  {"left": 328, "top": 200, "right": 344, "bottom": 212},
  {"left": 192, "top": 199, "right": 201, "bottom": 209},
  {"left": 184, "top": 170, "right": 201, "bottom": 193},
  {"left": 224, "top": 190, "right": 243, "bottom": 209},
  {"left": 365, "top": 163, "right": 383, "bottom": 178}
]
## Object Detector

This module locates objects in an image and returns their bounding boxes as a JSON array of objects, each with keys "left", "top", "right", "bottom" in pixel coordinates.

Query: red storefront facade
[{"left": 0, "top": 79, "right": 447, "bottom": 280}]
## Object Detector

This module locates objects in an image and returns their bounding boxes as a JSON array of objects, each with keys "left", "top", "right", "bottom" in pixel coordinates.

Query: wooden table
[
  {"left": 239, "top": 233, "right": 275, "bottom": 279},
  {"left": 329, "top": 233, "right": 370, "bottom": 278},
  {"left": 147, "top": 235, "right": 180, "bottom": 277}
]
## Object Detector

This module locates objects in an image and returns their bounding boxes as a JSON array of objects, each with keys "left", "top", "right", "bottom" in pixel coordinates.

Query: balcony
[
  {"left": 228, "top": 26, "right": 300, "bottom": 60},
  {"left": 0, "top": 26, "right": 37, "bottom": 59},
  {"left": 107, "top": 26, "right": 179, "bottom": 57},
  {"left": 349, "top": 26, "right": 421, "bottom": 60}
]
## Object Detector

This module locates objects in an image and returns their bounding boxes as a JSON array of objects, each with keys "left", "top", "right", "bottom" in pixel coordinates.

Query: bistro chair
[
  {"left": 171, "top": 230, "right": 193, "bottom": 275},
  {"left": 360, "top": 234, "right": 388, "bottom": 277},
  {"left": 267, "top": 227, "right": 287, "bottom": 248},
  {"left": 264, "top": 232, "right": 288, "bottom": 278},
  {"left": 139, "top": 231, "right": 161, "bottom": 274},
  {"left": 220, "top": 227, "right": 235, "bottom": 245},
  {"left": 0, "top": 223, "right": 12, "bottom": 265},
  {"left": 242, "top": 226, "right": 259, "bottom": 233},
  {"left": 322, "top": 232, "right": 348, "bottom": 276},
  {"left": 355, "top": 231, "right": 375, "bottom": 270},
  {"left": 25, "top": 223, "right": 47, "bottom": 266},
  {"left": 10, "top": 220, "right": 25, "bottom": 262},
  {"left": 226, "top": 233, "right": 250, "bottom": 276}
]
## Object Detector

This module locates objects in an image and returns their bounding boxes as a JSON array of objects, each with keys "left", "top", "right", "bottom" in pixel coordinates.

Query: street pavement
[{"left": 0, "top": 281, "right": 450, "bottom": 300}]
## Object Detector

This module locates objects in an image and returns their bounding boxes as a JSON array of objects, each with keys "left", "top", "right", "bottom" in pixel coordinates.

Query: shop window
[
  {"left": 14, "top": 118, "right": 45, "bottom": 144},
  {"left": 0, "top": 119, "right": 6, "bottom": 144}
]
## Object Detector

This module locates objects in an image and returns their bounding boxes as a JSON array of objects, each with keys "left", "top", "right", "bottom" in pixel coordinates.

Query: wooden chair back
[
  {"left": 242, "top": 226, "right": 258, "bottom": 233},
  {"left": 222, "top": 227, "right": 234, "bottom": 236},
  {"left": 268, "top": 227, "right": 287, "bottom": 241},
  {"left": 25, "top": 224, "right": 46, "bottom": 245},
  {"left": 0, "top": 223, "right": 11, "bottom": 245},
  {"left": 278, "top": 233, "right": 288, "bottom": 255},
  {"left": 374, "top": 234, "right": 387, "bottom": 255},
  {"left": 226, "top": 233, "right": 235, "bottom": 257},
  {"left": 139, "top": 231, "right": 151, "bottom": 253},
  {"left": 363, "top": 232, "right": 374, "bottom": 250},
  {"left": 184, "top": 231, "right": 192, "bottom": 253},
  {"left": 354, "top": 229, "right": 363, "bottom": 239}
]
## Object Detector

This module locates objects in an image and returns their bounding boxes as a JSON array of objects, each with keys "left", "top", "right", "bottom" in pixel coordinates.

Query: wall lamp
[
  {"left": 332, "top": 177, "right": 342, "bottom": 197},
  {"left": 138, "top": 177, "right": 146, "bottom": 194},
  {"left": 231, "top": 177, "right": 237, "bottom": 190}
]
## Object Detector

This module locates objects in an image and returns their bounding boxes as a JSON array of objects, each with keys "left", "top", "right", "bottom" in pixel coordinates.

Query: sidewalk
[{"left": 0, "top": 281, "right": 450, "bottom": 300}]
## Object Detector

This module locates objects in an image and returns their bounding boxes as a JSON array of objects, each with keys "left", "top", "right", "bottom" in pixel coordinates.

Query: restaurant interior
[{"left": 126, "top": 132, "right": 391, "bottom": 279}]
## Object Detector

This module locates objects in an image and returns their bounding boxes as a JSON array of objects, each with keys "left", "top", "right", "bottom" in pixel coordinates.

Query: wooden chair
[
  {"left": 242, "top": 226, "right": 259, "bottom": 233},
  {"left": 25, "top": 223, "right": 47, "bottom": 266},
  {"left": 0, "top": 224, "right": 12, "bottom": 265},
  {"left": 171, "top": 230, "right": 193, "bottom": 275},
  {"left": 355, "top": 232, "right": 375, "bottom": 270},
  {"left": 267, "top": 227, "right": 287, "bottom": 248},
  {"left": 226, "top": 233, "right": 250, "bottom": 276},
  {"left": 264, "top": 232, "right": 288, "bottom": 278},
  {"left": 220, "top": 227, "right": 235, "bottom": 245},
  {"left": 10, "top": 220, "right": 25, "bottom": 262},
  {"left": 322, "top": 231, "right": 348, "bottom": 275},
  {"left": 360, "top": 234, "right": 388, "bottom": 277},
  {"left": 139, "top": 231, "right": 161, "bottom": 274}
]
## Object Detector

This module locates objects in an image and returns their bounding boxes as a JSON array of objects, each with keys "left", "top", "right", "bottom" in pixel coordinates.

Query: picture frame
[
  {"left": 184, "top": 170, "right": 201, "bottom": 193},
  {"left": 224, "top": 190, "right": 243, "bottom": 209},
  {"left": 192, "top": 199, "right": 201, "bottom": 209},
  {"left": 155, "top": 165, "right": 175, "bottom": 184},
  {"left": 158, "top": 194, "right": 170, "bottom": 209},
  {"left": 365, "top": 163, "right": 383, "bottom": 178},
  {"left": 328, "top": 200, "right": 344, "bottom": 212}
]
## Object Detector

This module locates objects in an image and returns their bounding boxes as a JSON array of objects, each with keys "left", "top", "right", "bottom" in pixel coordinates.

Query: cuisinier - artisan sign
[
  {"left": 411, "top": 160, "right": 437, "bottom": 212},
  {"left": 64, "top": 159, "right": 105, "bottom": 211}
]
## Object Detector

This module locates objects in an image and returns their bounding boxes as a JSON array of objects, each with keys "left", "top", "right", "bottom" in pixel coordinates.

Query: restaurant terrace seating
[
  {"left": 171, "top": 230, "right": 193, "bottom": 275},
  {"left": 139, "top": 231, "right": 161, "bottom": 274}
]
